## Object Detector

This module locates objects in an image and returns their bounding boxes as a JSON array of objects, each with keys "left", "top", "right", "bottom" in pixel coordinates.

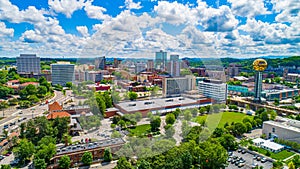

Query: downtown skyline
[{"left": 0, "top": 0, "right": 299, "bottom": 58}]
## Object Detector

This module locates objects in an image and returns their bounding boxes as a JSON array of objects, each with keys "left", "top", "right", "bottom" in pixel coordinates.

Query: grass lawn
[
  {"left": 271, "top": 150, "right": 295, "bottom": 160},
  {"left": 128, "top": 124, "right": 151, "bottom": 137},
  {"left": 193, "top": 111, "right": 253, "bottom": 129},
  {"left": 253, "top": 147, "right": 295, "bottom": 160}
]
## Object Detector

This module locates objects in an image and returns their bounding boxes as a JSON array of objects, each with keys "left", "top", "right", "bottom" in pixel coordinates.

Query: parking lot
[{"left": 226, "top": 149, "right": 273, "bottom": 169}]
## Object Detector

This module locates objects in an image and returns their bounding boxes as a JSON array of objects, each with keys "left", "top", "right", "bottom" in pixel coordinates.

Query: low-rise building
[
  {"left": 48, "top": 138, "right": 125, "bottom": 169},
  {"left": 115, "top": 97, "right": 211, "bottom": 117},
  {"left": 261, "top": 88, "right": 300, "bottom": 101},
  {"left": 262, "top": 119, "right": 300, "bottom": 143},
  {"left": 252, "top": 138, "right": 284, "bottom": 153}
]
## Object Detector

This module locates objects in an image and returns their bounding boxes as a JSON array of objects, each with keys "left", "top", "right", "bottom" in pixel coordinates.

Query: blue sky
[{"left": 0, "top": 0, "right": 299, "bottom": 58}]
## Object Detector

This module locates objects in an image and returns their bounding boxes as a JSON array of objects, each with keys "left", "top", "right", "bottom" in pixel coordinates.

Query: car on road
[
  {"left": 238, "top": 149, "right": 242, "bottom": 153},
  {"left": 3, "top": 125, "right": 8, "bottom": 129},
  {"left": 0, "top": 155, "right": 5, "bottom": 160},
  {"left": 241, "top": 150, "right": 246, "bottom": 154}
]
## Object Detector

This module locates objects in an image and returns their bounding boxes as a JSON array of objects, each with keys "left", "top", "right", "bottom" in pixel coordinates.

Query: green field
[
  {"left": 193, "top": 111, "right": 253, "bottom": 129},
  {"left": 253, "top": 147, "right": 295, "bottom": 160},
  {"left": 128, "top": 124, "right": 151, "bottom": 137}
]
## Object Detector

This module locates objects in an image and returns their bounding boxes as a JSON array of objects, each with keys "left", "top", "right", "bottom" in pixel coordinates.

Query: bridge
[{"left": 229, "top": 97, "right": 299, "bottom": 116}]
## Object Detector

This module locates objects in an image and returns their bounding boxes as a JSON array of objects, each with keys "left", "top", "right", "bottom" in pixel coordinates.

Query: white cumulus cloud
[{"left": 48, "top": 0, "right": 87, "bottom": 18}]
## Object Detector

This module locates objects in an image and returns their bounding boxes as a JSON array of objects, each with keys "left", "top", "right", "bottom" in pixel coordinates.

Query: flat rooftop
[
  {"left": 116, "top": 97, "right": 199, "bottom": 113},
  {"left": 263, "top": 121, "right": 300, "bottom": 133},
  {"left": 56, "top": 138, "right": 125, "bottom": 156}
]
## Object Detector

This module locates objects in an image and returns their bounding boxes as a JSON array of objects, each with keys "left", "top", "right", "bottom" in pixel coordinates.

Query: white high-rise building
[
  {"left": 198, "top": 79, "right": 227, "bottom": 102},
  {"left": 168, "top": 55, "right": 181, "bottom": 77},
  {"left": 51, "top": 62, "right": 75, "bottom": 86},
  {"left": 16, "top": 54, "right": 41, "bottom": 75},
  {"left": 135, "top": 62, "right": 147, "bottom": 74},
  {"left": 162, "top": 75, "right": 196, "bottom": 97}
]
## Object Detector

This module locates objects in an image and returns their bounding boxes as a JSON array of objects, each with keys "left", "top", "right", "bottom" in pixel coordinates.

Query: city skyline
[{"left": 0, "top": 0, "right": 299, "bottom": 58}]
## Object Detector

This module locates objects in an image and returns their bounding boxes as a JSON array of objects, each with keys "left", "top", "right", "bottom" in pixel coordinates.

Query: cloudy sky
[{"left": 0, "top": 0, "right": 299, "bottom": 58}]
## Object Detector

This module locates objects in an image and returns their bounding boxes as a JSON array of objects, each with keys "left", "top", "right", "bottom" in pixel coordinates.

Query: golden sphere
[{"left": 253, "top": 59, "right": 268, "bottom": 71}]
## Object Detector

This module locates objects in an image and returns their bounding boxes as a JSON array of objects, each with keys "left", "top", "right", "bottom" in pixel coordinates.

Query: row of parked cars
[
  {"left": 228, "top": 149, "right": 268, "bottom": 168},
  {"left": 228, "top": 152, "right": 246, "bottom": 168}
]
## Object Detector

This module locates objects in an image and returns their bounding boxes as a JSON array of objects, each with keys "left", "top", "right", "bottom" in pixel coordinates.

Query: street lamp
[{"left": 31, "top": 108, "right": 35, "bottom": 118}]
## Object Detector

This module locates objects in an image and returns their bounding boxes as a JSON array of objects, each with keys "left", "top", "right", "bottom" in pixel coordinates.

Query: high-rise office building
[
  {"left": 147, "top": 60, "right": 154, "bottom": 71},
  {"left": 16, "top": 54, "right": 41, "bottom": 75},
  {"left": 95, "top": 56, "right": 106, "bottom": 70},
  {"left": 51, "top": 62, "right": 75, "bottom": 86},
  {"left": 162, "top": 75, "right": 196, "bottom": 97},
  {"left": 155, "top": 50, "right": 167, "bottom": 70},
  {"left": 198, "top": 79, "right": 227, "bottom": 102},
  {"left": 113, "top": 58, "right": 122, "bottom": 68},
  {"left": 227, "top": 63, "right": 242, "bottom": 77},
  {"left": 168, "top": 54, "right": 181, "bottom": 77},
  {"left": 135, "top": 62, "right": 147, "bottom": 74}
]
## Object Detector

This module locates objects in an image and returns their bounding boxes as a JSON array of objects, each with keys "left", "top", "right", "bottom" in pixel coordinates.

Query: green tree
[
  {"left": 0, "top": 86, "right": 13, "bottom": 99},
  {"left": 166, "top": 113, "right": 176, "bottom": 125},
  {"left": 233, "top": 122, "right": 247, "bottom": 136},
  {"left": 0, "top": 165, "right": 11, "bottom": 169},
  {"left": 197, "top": 140, "right": 228, "bottom": 169},
  {"left": 115, "top": 157, "right": 133, "bottom": 169},
  {"left": 219, "top": 134, "right": 238, "bottom": 150},
  {"left": 81, "top": 151, "right": 93, "bottom": 166},
  {"left": 191, "top": 108, "right": 198, "bottom": 117},
  {"left": 111, "top": 130, "right": 122, "bottom": 138},
  {"left": 65, "top": 82, "right": 73, "bottom": 88},
  {"left": 0, "top": 101, "right": 8, "bottom": 115},
  {"left": 103, "top": 91, "right": 113, "bottom": 108},
  {"left": 165, "top": 125, "right": 175, "bottom": 138},
  {"left": 95, "top": 94, "right": 106, "bottom": 115},
  {"left": 181, "top": 151, "right": 193, "bottom": 169},
  {"left": 35, "top": 143, "right": 57, "bottom": 163},
  {"left": 150, "top": 116, "right": 161, "bottom": 132},
  {"left": 104, "top": 148, "right": 113, "bottom": 162},
  {"left": 37, "top": 86, "right": 47, "bottom": 97},
  {"left": 25, "top": 84, "right": 37, "bottom": 95},
  {"left": 138, "top": 159, "right": 151, "bottom": 169},
  {"left": 134, "top": 112, "right": 142, "bottom": 122},
  {"left": 244, "top": 122, "right": 253, "bottom": 132},
  {"left": 274, "top": 98, "right": 280, "bottom": 106},
  {"left": 58, "top": 155, "right": 71, "bottom": 169},
  {"left": 128, "top": 91, "right": 138, "bottom": 101},
  {"left": 33, "top": 158, "right": 47, "bottom": 169},
  {"left": 288, "top": 161, "right": 296, "bottom": 169},
  {"left": 13, "top": 139, "right": 35, "bottom": 163},
  {"left": 183, "top": 110, "right": 192, "bottom": 121}
]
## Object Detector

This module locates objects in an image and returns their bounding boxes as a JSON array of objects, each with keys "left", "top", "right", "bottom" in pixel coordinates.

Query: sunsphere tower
[{"left": 253, "top": 59, "right": 268, "bottom": 103}]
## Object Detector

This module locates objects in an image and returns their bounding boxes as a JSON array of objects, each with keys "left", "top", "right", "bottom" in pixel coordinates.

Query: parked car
[
  {"left": 238, "top": 162, "right": 245, "bottom": 168},
  {"left": 261, "top": 158, "right": 267, "bottom": 163},
  {"left": 241, "top": 150, "right": 246, "bottom": 154},
  {"left": 256, "top": 156, "right": 261, "bottom": 161}
]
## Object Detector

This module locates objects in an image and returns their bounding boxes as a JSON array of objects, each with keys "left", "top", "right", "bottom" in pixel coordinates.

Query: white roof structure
[
  {"left": 252, "top": 138, "right": 284, "bottom": 152},
  {"left": 252, "top": 138, "right": 265, "bottom": 145},
  {"left": 262, "top": 140, "right": 284, "bottom": 151}
]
